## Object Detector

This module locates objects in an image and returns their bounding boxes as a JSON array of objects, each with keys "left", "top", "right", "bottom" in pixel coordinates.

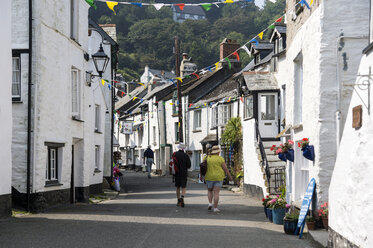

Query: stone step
[
  {"left": 256, "top": 148, "right": 274, "bottom": 154},
  {"left": 262, "top": 141, "right": 282, "bottom": 148},
  {"left": 268, "top": 161, "right": 287, "bottom": 167},
  {"left": 258, "top": 154, "right": 282, "bottom": 162}
]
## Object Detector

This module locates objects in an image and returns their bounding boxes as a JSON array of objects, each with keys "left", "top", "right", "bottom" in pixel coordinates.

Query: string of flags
[{"left": 88, "top": 0, "right": 255, "bottom": 13}]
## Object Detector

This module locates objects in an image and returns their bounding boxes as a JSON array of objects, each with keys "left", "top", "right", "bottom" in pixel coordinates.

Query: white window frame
[
  {"left": 70, "top": 0, "right": 79, "bottom": 41},
  {"left": 71, "top": 68, "right": 81, "bottom": 118},
  {"left": 221, "top": 104, "right": 232, "bottom": 126},
  {"left": 211, "top": 106, "right": 218, "bottom": 128},
  {"left": 278, "top": 37, "right": 283, "bottom": 52},
  {"left": 95, "top": 145, "right": 100, "bottom": 170},
  {"left": 95, "top": 104, "right": 100, "bottom": 132},
  {"left": 175, "top": 122, "right": 180, "bottom": 142},
  {"left": 153, "top": 126, "right": 157, "bottom": 145},
  {"left": 45, "top": 142, "right": 64, "bottom": 185},
  {"left": 294, "top": 54, "right": 303, "bottom": 125},
  {"left": 193, "top": 110, "right": 202, "bottom": 130},
  {"left": 12, "top": 56, "right": 21, "bottom": 100},
  {"left": 138, "top": 126, "right": 143, "bottom": 147},
  {"left": 244, "top": 95, "right": 254, "bottom": 119}
]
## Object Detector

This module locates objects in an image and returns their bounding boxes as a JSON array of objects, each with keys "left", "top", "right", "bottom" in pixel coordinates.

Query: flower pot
[
  {"left": 272, "top": 208, "right": 286, "bottom": 225},
  {"left": 278, "top": 153, "right": 287, "bottom": 162},
  {"left": 302, "top": 145, "right": 315, "bottom": 161},
  {"left": 306, "top": 221, "right": 316, "bottom": 230},
  {"left": 283, "top": 219, "right": 299, "bottom": 235},
  {"left": 266, "top": 208, "right": 273, "bottom": 222},
  {"left": 322, "top": 217, "right": 328, "bottom": 230},
  {"left": 285, "top": 149, "right": 294, "bottom": 162},
  {"left": 264, "top": 207, "right": 268, "bottom": 218}
]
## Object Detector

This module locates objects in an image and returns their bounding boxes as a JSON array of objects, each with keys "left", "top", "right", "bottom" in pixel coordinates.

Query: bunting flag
[
  {"left": 241, "top": 45, "right": 251, "bottom": 56},
  {"left": 300, "top": 0, "right": 311, "bottom": 9},
  {"left": 204, "top": 103, "right": 207, "bottom": 106},
  {"left": 85, "top": 0, "right": 97, "bottom": 9},
  {"left": 240, "top": 97, "right": 244, "bottom": 103},
  {"left": 101, "top": 79, "right": 105, "bottom": 86},
  {"left": 192, "top": 72, "right": 200, "bottom": 79},
  {"left": 176, "top": 77, "right": 183, "bottom": 83},
  {"left": 108, "top": 84, "right": 111, "bottom": 89},
  {"left": 175, "top": 3, "right": 185, "bottom": 10},
  {"left": 121, "top": 91, "right": 125, "bottom": 97},
  {"left": 170, "top": 102, "right": 174, "bottom": 105},
  {"left": 207, "top": 66, "right": 212, "bottom": 72},
  {"left": 268, "top": 24, "right": 275, "bottom": 30},
  {"left": 310, "top": 0, "right": 314, "bottom": 5},
  {"left": 258, "top": 32, "right": 264, "bottom": 40},
  {"left": 225, "top": 0, "right": 234, "bottom": 3},
  {"left": 138, "top": 82, "right": 144, "bottom": 86},
  {"left": 275, "top": 16, "right": 283, "bottom": 22},
  {"left": 153, "top": 3, "right": 164, "bottom": 10},
  {"left": 131, "top": 2, "right": 142, "bottom": 7},
  {"left": 232, "top": 51, "right": 240, "bottom": 61},
  {"left": 133, "top": 96, "right": 138, "bottom": 101},
  {"left": 170, "top": 79, "right": 177, "bottom": 87},
  {"left": 224, "top": 57, "right": 231, "bottom": 69},
  {"left": 189, "top": 103, "right": 193, "bottom": 107},
  {"left": 215, "top": 62, "right": 219, "bottom": 71},
  {"left": 178, "top": 122, "right": 180, "bottom": 127},
  {"left": 184, "top": 75, "right": 191, "bottom": 78},
  {"left": 106, "top": 1, "right": 118, "bottom": 14},
  {"left": 251, "top": 38, "right": 259, "bottom": 46},
  {"left": 201, "top": 4, "right": 212, "bottom": 11}
]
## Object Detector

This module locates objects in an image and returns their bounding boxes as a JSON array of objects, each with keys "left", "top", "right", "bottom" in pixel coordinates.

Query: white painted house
[
  {"left": 328, "top": 1, "right": 373, "bottom": 247},
  {"left": 278, "top": 0, "right": 370, "bottom": 208},
  {"left": 0, "top": 0, "right": 13, "bottom": 218},
  {"left": 10, "top": 0, "right": 116, "bottom": 211}
]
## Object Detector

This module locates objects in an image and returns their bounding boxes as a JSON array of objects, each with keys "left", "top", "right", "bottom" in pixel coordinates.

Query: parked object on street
[
  {"left": 203, "top": 145, "right": 233, "bottom": 213},
  {"left": 306, "top": 216, "right": 316, "bottom": 230},
  {"left": 266, "top": 195, "right": 289, "bottom": 225},
  {"left": 283, "top": 209, "right": 299, "bottom": 235}
]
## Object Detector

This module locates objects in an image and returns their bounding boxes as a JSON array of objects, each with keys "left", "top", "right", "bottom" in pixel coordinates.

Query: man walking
[
  {"left": 174, "top": 143, "right": 191, "bottom": 207},
  {"left": 143, "top": 145, "right": 154, "bottom": 179}
]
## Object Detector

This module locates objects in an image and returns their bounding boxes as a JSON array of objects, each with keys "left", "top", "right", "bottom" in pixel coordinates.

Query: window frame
[
  {"left": 244, "top": 95, "right": 254, "bottom": 120},
  {"left": 294, "top": 53, "right": 303, "bottom": 125},
  {"left": 95, "top": 145, "right": 100, "bottom": 170},
  {"left": 12, "top": 55, "right": 21, "bottom": 101},
  {"left": 71, "top": 68, "right": 81, "bottom": 119},
  {"left": 193, "top": 110, "right": 202, "bottom": 131},
  {"left": 70, "top": 0, "right": 79, "bottom": 42},
  {"left": 95, "top": 104, "right": 101, "bottom": 132},
  {"left": 175, "top": 122, "right": 180, "bottom": 142},
  {"left": 45, "top": 142, "right": 64, "bottom": 186}
]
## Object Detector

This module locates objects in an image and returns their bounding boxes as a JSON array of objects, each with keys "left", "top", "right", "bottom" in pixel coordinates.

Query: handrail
[{"left": 255, "top": 121, "right": 271, "bottom": 189}]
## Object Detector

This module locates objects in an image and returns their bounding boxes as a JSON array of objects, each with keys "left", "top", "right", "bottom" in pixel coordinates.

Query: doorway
[{"left": 258, "top": 92, "right": 279, "bottom": 138}]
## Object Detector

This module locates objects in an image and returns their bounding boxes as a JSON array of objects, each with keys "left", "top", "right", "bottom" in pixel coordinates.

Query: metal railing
[
  {"left": 255, "top": 121, "right": 271, "bottom": 189},
  {"left": 274, "top": 167, "right": 285, "bottom": 193}
]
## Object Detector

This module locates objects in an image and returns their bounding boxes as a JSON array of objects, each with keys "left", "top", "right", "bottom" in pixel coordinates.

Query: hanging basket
[
  {"left": 285, "top": 149, "right": 294, "bottom": 162},
  {"left": 302, "top": 145, "right": 315, "bottom": 161},
  {"left": 278, "top": 153, "right": 287, "bottom": 162}
]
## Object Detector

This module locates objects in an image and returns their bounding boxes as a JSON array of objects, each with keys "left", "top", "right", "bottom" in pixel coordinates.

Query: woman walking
[{"left": 202, "top": 145, "right": 233, "bottom": 213}]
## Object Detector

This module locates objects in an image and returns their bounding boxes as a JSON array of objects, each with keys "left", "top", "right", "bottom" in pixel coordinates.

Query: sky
[{"left": 255, "top": 0, "right": 265, "bottom": 8}]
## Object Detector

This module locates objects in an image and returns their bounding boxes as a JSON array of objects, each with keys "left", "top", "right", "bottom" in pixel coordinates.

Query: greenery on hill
[{"left": 89, "top": 0, "right": 285, "bottom": 81}]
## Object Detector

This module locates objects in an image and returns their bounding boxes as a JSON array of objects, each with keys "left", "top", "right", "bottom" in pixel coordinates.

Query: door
[{"left": 258, "top": 92, "right": 278, "bottom": 138}]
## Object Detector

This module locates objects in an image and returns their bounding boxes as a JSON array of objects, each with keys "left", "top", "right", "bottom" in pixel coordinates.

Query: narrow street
[{"left": 0, "top": 171, "right": 315, "bottom": 248}]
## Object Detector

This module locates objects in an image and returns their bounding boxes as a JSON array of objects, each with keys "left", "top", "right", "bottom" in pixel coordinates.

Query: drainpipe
[
  {"left": 336, "top": 35, "right": 368, "bottom": 150},
  {"left": 26, "top": 0, "right": 33, "bottom": 212}
]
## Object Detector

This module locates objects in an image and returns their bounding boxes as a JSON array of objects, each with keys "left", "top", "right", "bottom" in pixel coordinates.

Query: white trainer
[{"left": 213, "top": 208, "right": 220, "bottom": 213}]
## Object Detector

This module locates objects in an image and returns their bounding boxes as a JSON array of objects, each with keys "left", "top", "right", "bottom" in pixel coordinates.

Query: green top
[{"left": 205, "top": 155, "right": 225, "bottom": 181}]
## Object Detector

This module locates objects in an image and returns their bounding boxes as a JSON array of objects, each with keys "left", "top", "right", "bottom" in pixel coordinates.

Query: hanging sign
[
  {"left": 295, "top": 178, "right": 316, "bottom": 239},
  {"left": 122, "top": 122, "right": 134, "bottom": 134}
]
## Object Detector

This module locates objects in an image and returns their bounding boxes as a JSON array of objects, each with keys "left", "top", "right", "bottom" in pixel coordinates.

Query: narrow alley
[{"left": 0, "top": 172, "right": 315, "bottom": 248}]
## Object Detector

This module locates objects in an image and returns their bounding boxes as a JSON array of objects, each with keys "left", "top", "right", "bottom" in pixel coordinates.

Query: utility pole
[{"left": 174, "top": 36, "right": 183, "bottom": 142}]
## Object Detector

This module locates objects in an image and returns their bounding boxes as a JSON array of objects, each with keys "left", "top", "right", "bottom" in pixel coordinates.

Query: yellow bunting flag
[
  {"left": 106, "top": 1, "right": 118, "bottom": 15},
  {"left": 133, "top": 97, "right": 138, "bottom": 101},
  {"left": 101, "top": 79, "right": 105, "bottom": 86},
  {"left": 225, "top": 0, "right": 234, "bottom": 3},
  {"left": 215, "top": 62, "right": 219, "bottom": 71},
  {"left": 204, "top": 103, "right": 207, "bottom": 106},
  {"left": 310, "top": 0, "right": 314, "bottom": 5},
  {"left": 170, "top": 102, "right": 174, "bottom": 105},
  {"left": 258, "top": 32, "right": 264, "bottom": 40},
  {"left": 176, "top": 77, "right": 182, "bottom": 83},
  {"left": 178, "top": 122, "right": 180, "bottom": 127}
]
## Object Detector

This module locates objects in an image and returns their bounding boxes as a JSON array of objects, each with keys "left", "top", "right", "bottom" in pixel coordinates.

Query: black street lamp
[{"left": 92, "top": 43, "right": 110, "bottom": 77}]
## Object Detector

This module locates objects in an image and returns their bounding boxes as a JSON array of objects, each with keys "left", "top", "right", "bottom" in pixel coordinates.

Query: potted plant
[
  {"left": 298, "top": 138, "right": 315, "bottom": 161},
  {"left": 270, "top": 145, "right": 287, "bottom": 162},
  {"left": 306, "top": 215, "right": 316, "bottom": 230},
  {"left": 318, "top": 202, "right": 328, "bottom": 230},
  {"left": 265, "top": 200, "right": 273, "bottom": 222},
  {"left": 262, "top": 195, "right": 272, "bottom": 218},
  {"left": 282, "top": 140, "right": 294, "bottom": 162},
  {"left": 283, "top": 208, "right": 299, "bottom": 235},
  {"left": 268, "top": 195, "right": 288, "bottom": 225}
]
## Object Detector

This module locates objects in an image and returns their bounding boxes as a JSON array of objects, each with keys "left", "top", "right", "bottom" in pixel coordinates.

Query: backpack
[{"left": 169, "top": 152, "right": 179, "bottom": 175}]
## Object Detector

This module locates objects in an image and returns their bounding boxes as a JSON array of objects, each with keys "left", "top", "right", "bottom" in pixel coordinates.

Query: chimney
[
  {"left": 182, "top": 53, "right": 188, "bottom": 60},
  {"left": 220, "top": 38, "right": 240, "bottom": 61}
]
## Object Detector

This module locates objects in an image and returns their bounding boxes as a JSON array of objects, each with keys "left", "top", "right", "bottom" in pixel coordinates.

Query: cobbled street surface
[{"left": 0, "top": 171, "right": 316, "bottom": 248}]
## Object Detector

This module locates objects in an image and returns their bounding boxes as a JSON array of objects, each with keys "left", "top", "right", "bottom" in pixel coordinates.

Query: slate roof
[
  {"left": 250, "top": 42, "right": 274, "bottom": 52},
  {"left": 242, "top": 72, "right": 279, "bottom": 91},
  {"left": 173, "top": 5, "right": 206, "bottom": 16},
  {"left": 148, "top": 69, "right": 175, "bottom": 80}
]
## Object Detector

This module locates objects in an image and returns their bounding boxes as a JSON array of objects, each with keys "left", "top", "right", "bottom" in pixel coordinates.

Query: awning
[
  {"left": 200, "top": 133, "right": 217, "bottom": 144},
  {"left": 242, "top": 72, "right": 279, "bottom": 91}
]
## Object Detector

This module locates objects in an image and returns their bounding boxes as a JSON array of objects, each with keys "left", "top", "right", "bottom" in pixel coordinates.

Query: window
[
  {"left": 175, "top": 122, "right": 180, "bottom": 142},
  {"left": 244, "top": 95, "right": 254, "bottom": 119},
  {"left": 294, "top": 53, "right": 303, "bottom": 125},
  {"left": 172, "top": 91, "right": 178, "bottom": 115},
  {"left": 138, "top": 127, "right": 143, "bottom": 147},
  {"left": 95, "top": 105, "right": 100, "bottom": 131},
  {"left": 255, "top": 54, "right": 261, "bottom": 64},
  {"left": 260, "top": 95, "right": 276, "bottom": 120},
  {"left": 125, "top": 134, "right": 129, "bottom": 146},
  {"left": 211, "top": 106, "right": 218, "bottom": 128},
  {"left": 278, "top": 37, "right": 284, "bottom": 52},
  {"left": 221, "top": 104, "right": 232, "bottom": 125},
  {"left": 370, "top": 0, "right": 373, "bottom": 43},
  {"left": 95, "top": 146, "right": 100, "bottom": 170},
  {"left": 193, "top": 110, "right": 202, "bottom": 130},
  {"left": 70, "top": 0, "right": 79, "bottom": 41},
  {"left": 12, "top": 56, "right": 21, "bottom": 100},
  {"left": 45, "top": 142, "right": 64, "bottom": 185},
  {"left": 71, "top": 68, "right": 81, "bottom": 118}
]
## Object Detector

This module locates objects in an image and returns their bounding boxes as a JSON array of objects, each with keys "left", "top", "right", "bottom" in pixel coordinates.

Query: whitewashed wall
[
  {"left": 329, "top": 52, "right": 373, "bottom": 248},
  {"left": 280, "top": 0, "right": 369, "bottom": 205},
  {"left": 0, "top": 0, "right": 13, "bottom": 197}
]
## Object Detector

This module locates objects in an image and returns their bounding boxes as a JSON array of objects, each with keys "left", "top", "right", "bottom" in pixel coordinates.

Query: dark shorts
[{"left": 175, "top": 174, "right": 187, "bottom": 188}]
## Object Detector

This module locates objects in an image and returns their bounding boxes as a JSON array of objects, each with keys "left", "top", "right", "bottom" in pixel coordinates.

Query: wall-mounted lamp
[{"left": 86, "top": 43, "right": 110, "bottom": 87}]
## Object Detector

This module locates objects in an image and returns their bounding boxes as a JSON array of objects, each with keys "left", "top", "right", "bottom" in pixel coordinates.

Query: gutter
[{"left": 26, "top": 0, "right": 33, "bottom": 211}]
